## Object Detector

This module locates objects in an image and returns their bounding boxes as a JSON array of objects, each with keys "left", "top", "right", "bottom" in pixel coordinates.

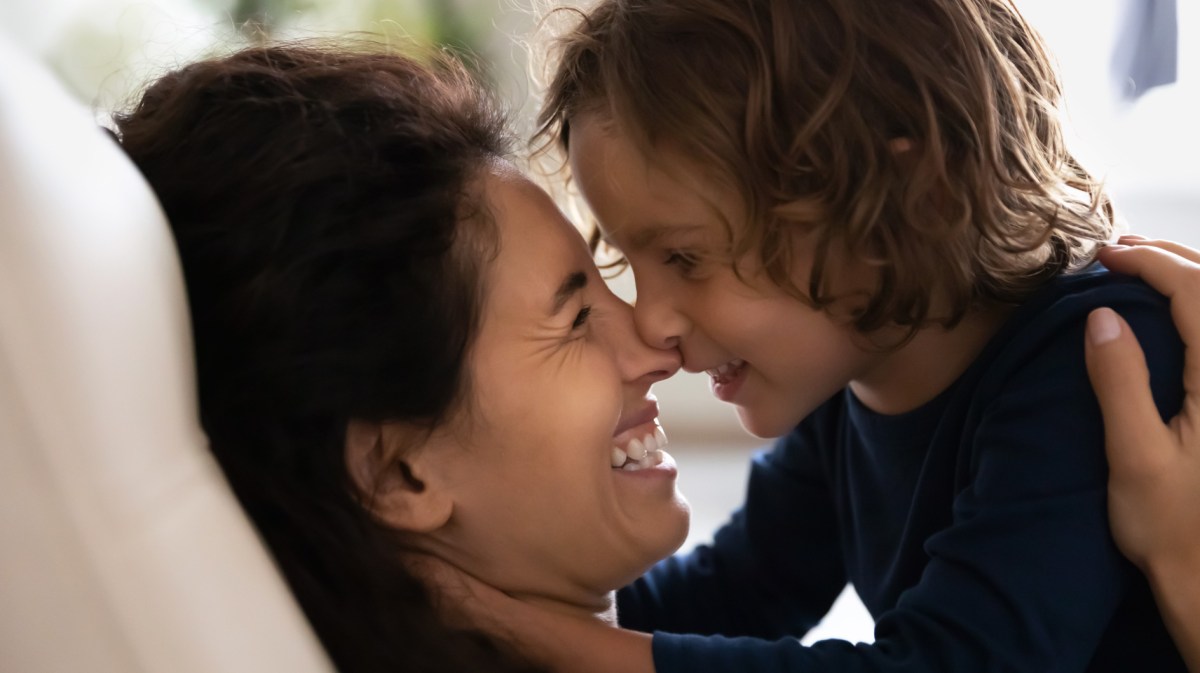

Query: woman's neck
[
  {"left": 849, "top": 304, "right": 1012, "bottom": 416},
  {"left": 403, "top": 549, "right": 621, "bottom": 630},
  {"left": 512, "top": 590, "right": 619, "bottom": 627}
]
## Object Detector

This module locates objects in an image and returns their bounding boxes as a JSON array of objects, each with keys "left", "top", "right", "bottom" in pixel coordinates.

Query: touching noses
[
  {"left": 631, "top": 277, "right": 687, "bottom": 353},
  {"left": 610, "top": 299, "right": 680, "bottom": 387}
]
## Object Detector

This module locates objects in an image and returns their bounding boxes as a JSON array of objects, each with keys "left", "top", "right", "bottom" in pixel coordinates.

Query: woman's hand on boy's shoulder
[
  {"left": 1085, "top": 235, "right": 1200, "bottom": 673},
  {"left": 1085, "top": 236, "right": 1200, "bottom": 577}
]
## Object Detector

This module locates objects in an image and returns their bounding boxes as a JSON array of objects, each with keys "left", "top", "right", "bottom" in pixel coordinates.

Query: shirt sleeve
[
  {"left": 647, "top": 289, "right": 1185, "bottom": 672},
  {"left": 617, "top": 401, "right": 848, "bottom": 639}
]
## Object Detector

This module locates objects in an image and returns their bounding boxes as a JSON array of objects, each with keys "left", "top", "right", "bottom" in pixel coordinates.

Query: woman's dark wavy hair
[{"left": 114, "top": 42, "right": 543, "bottom": 673}]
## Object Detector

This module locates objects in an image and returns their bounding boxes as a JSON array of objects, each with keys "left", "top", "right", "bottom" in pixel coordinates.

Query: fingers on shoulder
[
  {"left": 1086, "top": 308, "right": 1152, "bottom": 402},
  {"left": 1100, "top": 240, "right": 1200, "bottom": 300},
  {"left": 1118, "top": 236, "right": 1200, "bottom": 265},
  {"left": 1085, "top": 307, "right": 1177, "bottom": 470}
]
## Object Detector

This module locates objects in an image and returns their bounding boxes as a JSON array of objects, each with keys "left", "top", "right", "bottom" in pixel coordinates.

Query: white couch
[{"left": 0, "top": 38, "right": 334, "bottom": 673}]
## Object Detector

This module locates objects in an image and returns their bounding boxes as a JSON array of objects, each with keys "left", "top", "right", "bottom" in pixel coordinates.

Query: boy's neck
[{"left": 849, "top": 305, "right": 1012, "bottom": 416}]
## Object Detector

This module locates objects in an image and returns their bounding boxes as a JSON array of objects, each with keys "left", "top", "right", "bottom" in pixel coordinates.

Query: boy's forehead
[
  {"left": 571, "top": 112, "right": 721, "bottom": 196},
  {"left": 569, "top": 113, "right": 741, "bottom": 246}
]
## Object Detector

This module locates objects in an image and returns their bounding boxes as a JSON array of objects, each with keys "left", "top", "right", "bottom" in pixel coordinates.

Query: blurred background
[{"left": 2, "top": 0, "right": 1195, "bottom": 645}]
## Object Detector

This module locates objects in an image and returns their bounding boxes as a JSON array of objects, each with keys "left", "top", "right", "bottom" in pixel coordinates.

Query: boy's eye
[
  {"left": 571, "top": 305, "right": 592, "bottom": 330},
  {"left": 664, "top": 250, "right": 700, "bottom": 274}
]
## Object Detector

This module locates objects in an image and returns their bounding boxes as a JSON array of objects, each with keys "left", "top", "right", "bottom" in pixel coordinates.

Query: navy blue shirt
[{"left": 619, "top": 267, "right": 1188, "bottom": 672}]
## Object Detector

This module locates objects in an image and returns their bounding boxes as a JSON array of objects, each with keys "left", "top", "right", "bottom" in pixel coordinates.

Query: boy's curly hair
[{"left": 536, "top": 0, "right": 1113, "bottom": 332}]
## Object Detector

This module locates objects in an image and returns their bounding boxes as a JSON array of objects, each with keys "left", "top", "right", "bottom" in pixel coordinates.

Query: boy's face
[{"left": 569, "top": 116, "right": 883, "bottom": 437}]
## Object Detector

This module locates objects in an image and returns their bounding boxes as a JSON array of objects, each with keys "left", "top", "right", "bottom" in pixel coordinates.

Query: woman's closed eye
[{"left": 571, "top": 305, "right": 592, "bottom": 331}]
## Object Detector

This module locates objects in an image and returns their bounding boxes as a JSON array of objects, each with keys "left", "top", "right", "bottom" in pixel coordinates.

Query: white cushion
[{"left": 0, "top": 37, "right": 334, "bottom": 673}]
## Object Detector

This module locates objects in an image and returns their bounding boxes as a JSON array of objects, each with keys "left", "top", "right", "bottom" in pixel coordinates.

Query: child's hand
[
  {"left": 1086, "top": 237, "right": 1200, "bottom": 575},
  {"left": 1086, "top": 237, "right": 1200, "bottom": 672}
]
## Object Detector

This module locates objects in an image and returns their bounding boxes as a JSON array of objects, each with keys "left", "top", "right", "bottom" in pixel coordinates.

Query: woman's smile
[
  {"left": 610, "top": 422, "right": 669, "bottom": 470},
  {"left": 610, "top": 397, "right": 671, "bottom": 470}
]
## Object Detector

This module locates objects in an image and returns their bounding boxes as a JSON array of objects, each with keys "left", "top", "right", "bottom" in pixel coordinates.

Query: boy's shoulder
[
  {"left": 990, "top": 264, "right": 1172, "bottom": 357},
  {"left": 1016, "top": 263, "right": 1165, "bottom": 324},
  {"left": 972, "top": 263, "right": 1180, "bottom": 401}
]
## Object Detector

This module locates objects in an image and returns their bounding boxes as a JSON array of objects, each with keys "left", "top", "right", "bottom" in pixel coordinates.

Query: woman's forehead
[
  {"left": 480, "top": 170, "right": 594, "bottom": 311},
  {"left": 484, "top": 170, "right": 586, "bottom": 254}
]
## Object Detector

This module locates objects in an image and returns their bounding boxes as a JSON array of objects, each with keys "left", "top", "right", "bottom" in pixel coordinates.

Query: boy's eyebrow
[
  {"left": 625, "top": 222, "right": 705, "bottom": 251},
  {"left": 550, "top": 271, "right": 588, "bottom": 315}
]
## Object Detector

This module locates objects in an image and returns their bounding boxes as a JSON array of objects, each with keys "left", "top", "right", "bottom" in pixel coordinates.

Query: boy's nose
[
  {"left": 611, "top": 300, "right": 681, "bottom": 385},
  {"left": 632, "top": 293, "right": 687, "bottom": 353}
]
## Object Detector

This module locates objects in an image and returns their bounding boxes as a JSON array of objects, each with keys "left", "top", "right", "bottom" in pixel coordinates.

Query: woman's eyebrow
[{"left": 550, "top": 271, "right": 588, "bottom": 315}]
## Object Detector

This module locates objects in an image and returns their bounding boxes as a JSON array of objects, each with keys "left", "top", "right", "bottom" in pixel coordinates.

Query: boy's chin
[{"left": 735, "top": 405, "right": 799, "bottom": 439}]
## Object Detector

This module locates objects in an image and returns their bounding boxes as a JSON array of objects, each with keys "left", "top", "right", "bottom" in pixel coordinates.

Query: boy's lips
[{"left": 707, "top": 359, "right": 749, "bottom": 402}]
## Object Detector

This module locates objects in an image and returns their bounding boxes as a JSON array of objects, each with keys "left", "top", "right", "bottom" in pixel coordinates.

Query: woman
[{"left": 113, "top": 43, "right": 688, "bottom": 673}]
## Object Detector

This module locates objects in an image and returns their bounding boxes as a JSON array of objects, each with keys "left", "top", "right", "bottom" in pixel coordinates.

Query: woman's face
[{"left": 415, "top": 166, "right": 689, "bottom": 608}]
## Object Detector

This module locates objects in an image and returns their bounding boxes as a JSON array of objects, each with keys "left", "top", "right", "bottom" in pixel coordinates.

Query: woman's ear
[{"left": 344, "top": 419, "right": 454, "bottom": 534}]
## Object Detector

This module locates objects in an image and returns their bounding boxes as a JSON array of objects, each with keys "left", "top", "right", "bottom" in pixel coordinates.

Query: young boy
[{"left": 478, "top": 0, "right": 1187, "bottom": 670}]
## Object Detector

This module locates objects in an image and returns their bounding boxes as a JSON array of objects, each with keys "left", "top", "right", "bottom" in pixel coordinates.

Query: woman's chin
[
  {"left": 662, "top": 496, "right": 692, "bottom": 557},
  {"left": 622, "top": 497, "right": 691, "bottom": 584}
]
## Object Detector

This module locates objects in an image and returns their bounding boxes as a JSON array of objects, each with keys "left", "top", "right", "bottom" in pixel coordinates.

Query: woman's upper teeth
[
  {"left": 706, "top": 359, "right": 745, "bottom": 378},
  {"left": 611, "top": 426, "right": 669, "bottom": 469}
]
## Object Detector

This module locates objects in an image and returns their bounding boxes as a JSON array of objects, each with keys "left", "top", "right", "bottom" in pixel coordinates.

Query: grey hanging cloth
[{"left": 1111, "top": 0, "right": 1179, "bottom": 100}]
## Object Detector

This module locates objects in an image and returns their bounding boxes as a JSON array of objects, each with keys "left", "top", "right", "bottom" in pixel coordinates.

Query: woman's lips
[
  {"left": 613, "top": 398, "right": 659, "bottom": 438},
  {"left": 610, "top": 398, "right": 674, "bottom": 473}
]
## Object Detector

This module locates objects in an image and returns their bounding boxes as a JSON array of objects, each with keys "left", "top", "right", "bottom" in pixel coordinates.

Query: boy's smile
[{"left": 706, "top": 358, "right": 748, "bottom": 402}]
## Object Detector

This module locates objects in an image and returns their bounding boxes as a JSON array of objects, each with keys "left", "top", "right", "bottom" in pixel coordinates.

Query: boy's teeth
[{"left": 706, "top": 359, "right": 745, "bottom": 378}]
